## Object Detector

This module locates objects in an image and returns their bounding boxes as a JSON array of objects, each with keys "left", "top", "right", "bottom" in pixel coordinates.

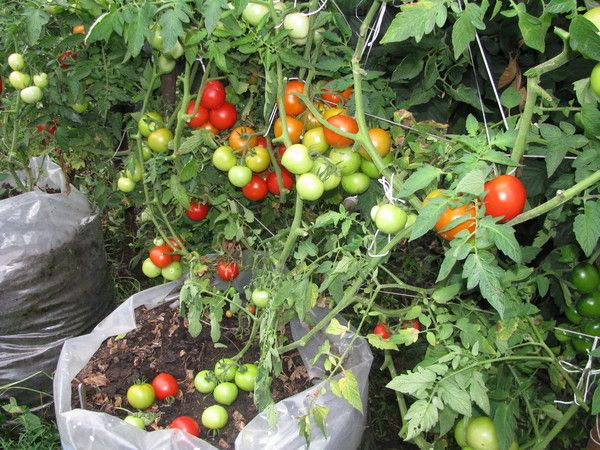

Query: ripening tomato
[
  {"left": 186, "top": 201, "right": 209, "bottom": 221},
  {"left": 435, "top": 203, "right": 476, "bottom": 241},
  {"left": 242, "top": 175, "right": 268, "bottom": 201},
  {"left": 151, "top": 373, "right": 179, "bottom": 400},
  {"left": 322, "top": 82, "right": 353, "bottom": 105},
  {"left": 210, "top": 102, "right": 237, "bottom": 130},
  {"left": 401, "top": 319, "right": 421, "bottom": 331},
  {"left": 58, "top": 50, "right": 76, "bottom": 69},
  {"left": 149, "top": 244, "right": 175, "bottom": 268},
  {"left": 266, "top": 168, "right": 294, "bottom": 195},
  {"left": 127, "top": 382, "right": 155, "bottom": 410},
  {"left": 72, "top": 24, "right": 85, "bottom": 35},
  {"left": 245, "top": 146, "right": 270, "bottom": 172},
  {"left": 169, "top": 416, "right": 200, "bottom": 437},
  {"left": 283, "top": 80, "right": 306, "bottom": 116},
  {"left": 229, "top": 126, "right": 258, "bottom": 152},
  {"left": 359, "top": 128, "right": 392, "bottom": 160},
  {"left": 200, "top": 121, "right": 219, "bottom": 135},
  {"left": 217, "top": 262, "right": 240, "bottom": 281},
  {"left": 201, "top": 80, "right": 226, "bottom": 109},
  {"left": 483, "top": 175, "right": 526, "bottom": 222},
  {"left": 186, "top": 100, "right": 209, "bottom": 128},
  {"left": 302, "top": 127, "right": 329, "bottom": 154},
  {"left": 324, "top": 115, "right": 358, "bottom": 147},
  {"left": 373, "top": 322, "right": 391, "bottom": 339},
  {"left": 274, "top": 115, "right": 304, "bottom": 144},
  {"left": 301, "top": 102, "right": 327, "bottom": 130},
  {"left": 213, "top": 146, "right": 237, "bottom": 171},
  {"left": 323, "top": 107, "right": 346, "bottom": 120}
]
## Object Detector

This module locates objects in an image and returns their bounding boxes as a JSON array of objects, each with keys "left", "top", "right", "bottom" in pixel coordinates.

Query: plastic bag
[
  {"left": 54, "top": 280, "right": 372, "bottom": 450},
  {"left": 0, "top": 157, "right": 114, "bottom": 406}
]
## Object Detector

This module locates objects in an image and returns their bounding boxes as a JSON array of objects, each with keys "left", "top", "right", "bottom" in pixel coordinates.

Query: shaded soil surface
[
  {"left": 0, "top": 183, "right": 60, "bottom": 200},
  {"left": 72, "top": 302, "right": 311, "bottom": 449}
]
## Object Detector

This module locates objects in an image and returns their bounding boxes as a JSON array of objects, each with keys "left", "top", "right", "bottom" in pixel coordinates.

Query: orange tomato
[
  {"left": 274, "top": 115, "right": 304, "bottom": 144},
  {"left": 323, "top": 114, "right": 358, "bottom": 147},
  {"left": 229, "top": 126, "right": 258, "bottom": 152},
  {"left": 435, "top": 203, "right": 476, "bottom": 240},
  {"left": 301, "top": 102, "right": 326, "bottom": 130},
  {"left": 200, "top": 121, "right": 219, "bottom": 135},
  {"left": 72, "top": 24, "right": 85, "bottom": 35},
  {"left": 283, "top": 80, "right": 306, "bottom": 116},
  {"left": 322, "top": 82, "right": 353, "bottom": 105},
  {"left": 323, "top": 107, "right": 346, "bottom": 120},
  {"left": 359, "top": 128, "right": 392, "bottom": 160}
]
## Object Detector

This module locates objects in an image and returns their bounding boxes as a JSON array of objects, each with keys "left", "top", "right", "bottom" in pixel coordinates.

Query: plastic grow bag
[
  {"left": 0, "top": 157, "right": 114, "bottom": 406},
  {"left": 54, "top": 280, "right": 373, "bottom": 450}
]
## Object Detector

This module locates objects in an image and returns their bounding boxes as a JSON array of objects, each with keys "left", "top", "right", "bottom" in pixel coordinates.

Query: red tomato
[
  {"left": 274, "top": 115, "right": 304, "bottom": 144},
  {"left": 151, "top": 373, "right": 179, "bottom": 400},
  {"left": 167, "top": 238, "right": 182, "bottom": 262},
  {"left": 186, "top": 100, "right": 209, "bottom": 128},
  {"left": 283, "top": 80, "right": 306, "bottom": 116},
  {"left": 209, "top": 102, "right": 237, "bottom": 130},
  {"left": 200, "top": 121, "right": 219, "bottom": 135},
  {"left": 0, "top": 77, "right": 3, "bottom": 95},
  {"left": 200, "top": 80, "right": 226, "bottom": 110},
  {"left": 169, "top": 416, "right": 200, "bottom": 437},
  {"left": 484, "top": 174, "right": 526, "bottom": 222},
  {"left": 373, "top": 322, "right": 391, "bottom": 339},
  {"left": 185, "top": 201, "right": 209, "bottom": 221},
  {"left": 401, "top": 319, "right": 421, "bottom": 331},
  {"left": 323, "top": 115, "right": 358, "bottom": 147},
  {"left": 58, "top": 50, "right": 76, "bottom": 69},
  {"left": 248, "top": 305, "right": 256, "bottom": 315},
  {"left": 276, "top": 145, "right": 287, "bottom": 159},
  {"left": 266, "top": 169, "right": 294, "bottom": 195},
  {"left": 242, "top": 175, "right": 268, "bottom": 201},
  {"left": 217, "top": 262, "right": 240, "bottom": 281},
  {"left": 149, "top": 244, "right": 174, "bottom": 268},
  {"left": 322, "top": 82, "right": 353, "bottom": 105},
  {"left": 256, "top": 136, "right": 268, "bottom": 148}
]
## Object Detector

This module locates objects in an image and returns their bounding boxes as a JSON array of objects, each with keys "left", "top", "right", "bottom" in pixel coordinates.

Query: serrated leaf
[
  {"left": 386, "top": 367, "right": 437, "bottom": 398},
  {"left": 398, "top": 165, "right": 442, "bottom": 197},
  {"left": 380, "top": 0, "right": 448, "bottom": 44},
  {"left": 479, "top": 219, "right": 521, "bottom": 263},
  {"left": 513, "top": 4, "right": 551, "bottom": 52},
  {"left": 311, "top": 405, "right": 329, "bottom": 438},
  {"left": 24, "top": 8, "right": 50, "bottom": 44},
  {"left": 180, "top": 159, "right": 199, "bottom": 182},
  {"left": 494, "top": 402, "right": 517, "bottom": 450},
  {"left": 367, "top": 334, "right": 400, "bottom": 350},
  {"left": 438, "top": 378, "right": 471, "bottom": 416},
  {"left": 452, "top": 3, "right": 486, "bottom": 59},
  {"left": 463, "top": 251, "right": 506, "bottom": 317},
  {"left": 546, "top": 0, "right": 576, "bottom": 13},
  {"left": 456, "top": 170, "right": 486, "bottom": 195},
  {"left": 204, "top": 0, "right": 227, "bottom": 35},
  {"left": 570, "top": 15, "right": 600, "bottom": 61},
  {"left": 326, "top": 318, "right": 349, "bottom": 337},
  {"left": 574, "top": 201, "right": 600, "bottom": 256},
  {"left": 410, "top": 199, "right": 449, "bottom": 241},
  {"left": 187, "top": 304, "right": 202, "bottom": 337},
  {"left": 469, "top": 371, "right": 490, "bottom": 414},
  {"left": 170, "top": 175, "right": 190, "bottom": 209},
  {"left": 330, "top": 371, "right": 363, "bottom": 413},
  {"left": 481, "top": 149, "right": 518, "bottom": 165},
  {"left": 404, "top": 399, "right": 439, "bottom": 440},
  {"left": 432, "top": 283, "right": 461, "bottom": 303}
]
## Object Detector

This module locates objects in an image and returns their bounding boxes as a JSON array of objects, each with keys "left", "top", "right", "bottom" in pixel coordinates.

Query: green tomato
[
  {"left": 251, "top": 289, "right": 269, "bottom": 307},
  {"left": 158, "top": 54, "right": 176, "bottom": 74},
  {"left": 454, "top": 417, "right": 471, "bottom": 447},
  {"left": 329, "top": 147, "right": 361, "bottom": 175},
  {"left": 554, "top": 323, "right": 572, "bottom": 343},
  {"left": 571, "top": 263, "right": 600, "bottom": 293},
  {"left": 284, "top": 13, "right": 309, "bottom": 39},
  {"left": 71, "top": 101, "right": 89, "bottom": 113},
  {"left": 141, "top": 143, "right": 153, "bottom": 161},
  {"left": 117, "top": 176, "right": 136, "bottom": 193},
  {"left": 577, "top": 291, "right": 600, "bottom": 319},
  {"left": 565, "top": 304, "right": 583, "bottom": 324},
  {"left": 582, "top": 320, "right": 600, "bottom": 336},
  {"left": 311, "top": 157, "right": 340, "bottom": 191},
  {"left": 281, "top": 144, "right": 313, "bottom": 174},
  {"left": 194, "top": 370, "right": 217, "bottom": 394},
  {"left": 9, "top": 71, "right": 31, "bottom": 90},
  {"left": 162, "top": 261, "right": 183, "bottom": 281},
  {"left": 142, "top": 258, "right": 161, "bottom": 278},
  {"left": 124, "top": 415, "right": 145, "bottom": 429},
  {"left": 213, "top": 146, "right": 237, "bottom": 171},
  {"left": 148, "top": 128, "right": 173, "bottom": 152},
  {"left": 360, "top": 153, "right": 393, "bottom": 179},
  {"left": 33, "top": 73, "right": 48, "bottom": 88},
  {"left": 8, "top": 53, "right": 25, "bottom": 71},
  {"left": 341, "top": 172, "right": 370, "bottom": 195},
  {"left": 125, "top": 159, "right": 143, "bottom": 182},
  {"left": 465, "top": 416, "right": 499, "bottom": 450},
  {"left": 214, "top": 358, "right": 238, "bottom": 381},
  {"left": 296, "top": 173, "right": 324, "bottom": 201},
  {"left": 572, "top": 333, "right": 594, "bottom": 354},
  {"left": 138, "top": 112, "right": 164, "bottom": 137},
  {"left": 20, "top": 86, "right": 42, "bottom": 104},
  {"left": 584, "top": 6, "right": 600, "bottom": 30},
  {"left": 242, "top": 3, "right": 269, "bottom": 26},
  {"left": 126, "top": 383, "right": 155, "bottom": 410},
  {"left": 201, "top": 405, "right": 228, "bottom": 430},
  {"left": 167, "top": 40, "right": 184, "bottom": 59},
  {"left": 149, "top": 26, "right": 164, "bottom": 50},
  {"left": 228, "top": 165, "right": 253, "bottom": 187},
  {"left": 234, "top": 363, "right": 258, "bottom": 392},
  {"left": 558, "top": 244, "right": 580, "bottom": 264},
  {"left": 370, "top": 205, "right": 380, "bottom": 222},
  {"left": 374, "top": 204, "right": 408, "bottom": 234},
  {"left": 591, "top": 63, "right": 600, "bottom": 97},
  {"left": 213, "top": 382, "right": 238, "bottom": 405},
  {"left": 302, "top": 127, "right": 329, "bottom": 154}
]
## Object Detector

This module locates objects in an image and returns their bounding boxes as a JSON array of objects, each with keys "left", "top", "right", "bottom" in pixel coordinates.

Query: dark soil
[
  {"left": 72, "top": 302, "right": 311, "bottom": 449},
  {"left": 0, "top": 183, "right": 61, "bottom": 200}
]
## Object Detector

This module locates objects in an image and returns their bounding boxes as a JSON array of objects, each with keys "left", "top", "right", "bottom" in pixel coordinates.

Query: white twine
[
  {"left": 553, "top": 328, "right": 600, "bottom": 407},
  {"left": 367, "top": 229, "right": 393, "bottom": 257},
  {"left": 378, "top": 173, "right": 405, "bottom": 205},
  {"left": 304, "top": 0, "right": 328, "bottom": 16},
  {"left": 364, "top": 112, "right": 453, "bottom": 143},
  {"left": 265, "top": 103, "right": 278, "bottom": 136},
  {"left": 360, "top": 2, "right": 387, "bottom": 65},
  {"left": 196, "top": 56, "right": 206, "bottom": 73}
]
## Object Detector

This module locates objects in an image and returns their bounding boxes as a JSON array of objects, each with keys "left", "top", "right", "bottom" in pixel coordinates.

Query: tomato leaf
[
  {"left": 463, "top": 251, "right": 506, "bottom": 317},
  {"left": 438, "top": 378, "right": 471, "bottom": 416},
  {"left": 546, "top": 0, "right": 577, "bottom": 13},
  {"left": 123, "top": 4, "right": 155, "bottom": 59},
  {"left": 410, "top": 199, "right": 449, "bottom": 241},
  {"left": 403, "top": 399, "right": 439, "bottom": 440},
  {"left": 432, "top": 283, "right": 461, "bottom": 303},
  {"left": 456, "top": 169, "right": 486, "bottom": 195},
  {"left": 511, "top": 4, "right": 551, "bottom": 52},
  {"left": 169, "top": 175, "right": 190, "bottom": 209},
  {"left": 380, "top": 0, "right": 448, "bottom": 44},
  {"left": 592, "top": 385, "right": 600, "bottom": 415},
  {"left": 469, "top": 371, "right": 490, "bottom": 414},
  {"left": 574, "top": 200, "right": 600, "bottom": 257},
  {"left": 24, "top": 8, "right": 49, "bottom": 45},
  {"left": 310, "top": 405, "right": 329, "bottom": 439},
  {"left": 451, "top": 3, "right": 486, "bottom": 60},
  {"left": 479, "top": 219, "right": 521, "bottom": 263},
  {"left": 397, "top": 164, "right": 441, "bottom": 197},
  {"left": 203, "top": 0, "right": 227, "bottom": 35},
  {"left": 386, "top": 367, "right": 437, "bottom": 398},
  {"left": 494, "top": 401, "right": 517, "bottom": 450},
  {"left": 570, "top": 15, "right": 600, "bottom": 61},
  {"left": 330, "top": 371, "right": 363, "bottom": 413}
]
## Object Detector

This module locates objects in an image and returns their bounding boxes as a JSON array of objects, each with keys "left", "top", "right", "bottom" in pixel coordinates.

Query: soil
[
  {"left": 72, "top": 302, "right": 311, "bottom": 449},
  {"left": 0, "top": 183, "right": 61, "bottom": 200}
]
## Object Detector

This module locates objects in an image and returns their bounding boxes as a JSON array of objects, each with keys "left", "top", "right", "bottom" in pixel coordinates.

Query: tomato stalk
[
  {"left": 276, "top": 191, "right": 304, "bottom": 273},
  {"left": 530, "top": 403, "right": 579, "bottom": 450},
  {"left": 273, "top": 59, "right": 293, "bottom": 148},
  {"left": 264, "top": 138, "right": 287, "bottom": 203},
  {"left": 233, "top": 308, "right": 260, "bottom": 360}
]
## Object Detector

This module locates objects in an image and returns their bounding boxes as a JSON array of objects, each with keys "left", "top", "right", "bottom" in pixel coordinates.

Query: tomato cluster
[
  {"left": 186, "top": 80, "right": 237, "bottom": 132},
  {"left": 142, "top": 239, "right": 183, "bottom": 281},
  {"left": 372, "top": 319, "right": 421, "bottom": 340},
  {"left": 6, "top": 53, "right": 48, "bottom": 104},
  {"left": 148, "top": 24, "right": 185, "bottom": 74},
  {"left": 557, "top": 262, "right": 600, "bottom": 354}
]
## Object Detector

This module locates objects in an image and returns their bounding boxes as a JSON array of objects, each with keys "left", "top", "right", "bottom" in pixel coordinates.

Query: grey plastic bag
[
  {"left": 54, "top": 280, "right": 372, "bottom": 450},
  {"left": 0, "top": 157, "right": 114, "bottom": 406}
]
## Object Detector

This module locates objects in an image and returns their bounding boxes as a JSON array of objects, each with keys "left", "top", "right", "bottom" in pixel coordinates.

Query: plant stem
[
  {"left": 234, "top": 313, "right": 260, "bottom": 360},
  {"left": 530, "top": 403, "right": 579, "bottom": 450},
  {"left": 510, "top": 77, "right": 538, "bottom": 164},
  {"left": 276, "top": 191, "right": 303, "bottom": 272}
]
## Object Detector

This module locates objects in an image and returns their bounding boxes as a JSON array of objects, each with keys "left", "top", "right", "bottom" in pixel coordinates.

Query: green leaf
[
  {"left": 187, "top": 304, "right": 202, "bottom": 338},
  {"left": 469, "top": 371, "right": 490, "bottom": 414},
  {"left": 398, "top": 165, "right": 442, "bottom": 197},
  {"left": 311, "top": 405, "right": 329, "bottom": 439},
  {"left": 500, "top": 86, "right": 521, "bottom": 109},
  {"left": 480, "top": 149, "right": 518, "bottom": 166},
  {"left": 432, "top": 283, "right": 461, "bottom": 303},
  {"left": 204, "top": 0, "right": 227, "bottom": 35},
  {"left": 438, "top": 378, "right": 471, "bottom": 416},
  {"left": 87, "top": 11, "right": 119, "bottom": 44},
  {"left": 570, "top": 15, "right": 600, "bottom": 61},
  {"left": 581, "top": 102, "right": 600, "bottom": 138},
  {"left": 367, "top": 333, "right": 400, "bottom": 350},
  {"left": 494, "top": 402, "right": 517, "bottom": 450},
  {"left": 513, "top": 4, "right": 551, "bottom": 52},
  {"left": 447, "top": 85, "right": 491, "bottom": 111},
  {"left": 330, "top": 371, "right": 363, "bottom": 413},
  {"left": 124, "top": 4, "right": 156, "bottom": 59},
  {"left": 325, "top": 318, "right": 349, "bottom": 337},
  {"left": 386, "top": 367, "right": 437, "bottom": 398},
  {"left": 456, "top": 169, "right": 486, "bottom": 195},
  {"left": 452, "top": 3, "right": 486, "bottom": 59},
  {"left": 180, "top": 159, "right": 199, "bottom": 183},
  {"left": 159, "top": 8, "right": 189, "bottom": 51},
  {"left": 479, "top": 219, "right": 522, "bottom": 263},
  {"left": 380, "top": 0, "right": 448, "bottom": 44},
  {"left": 463, "top": 251, "right": 506, "bottom": 317},
  {"left": 169, "top": 175, "right": 190, "bottom": 209},
  {"left": 24, "top": 8, "right": 50, "bottom": 45},
  {"left": 546, "top": 0, "right": 576, "bottom": 14},
  {"left": 592, "top": 385, "right": 600, "bottom": 414},
  {"left": 410, "top": 199, "right": 449, "bottom": 241},
  {"left": 574, "top": 200, "right": 600, "bottom": 256},
  {"left": 404, "top": 399, "right": 439, "bottom": 440}
]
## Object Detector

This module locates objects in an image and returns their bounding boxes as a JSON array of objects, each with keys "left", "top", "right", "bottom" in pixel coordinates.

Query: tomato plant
[
  {"left": 126, "top": 382, "right": 155, "bottom": 410},
  {"left": 296, "top": 173, "right": 324, "bottom": 201},
  {"left": 148, "top": 128, "right": 173, "bottom": 153},
  {"left": 138, "top": 112, "right": 164, "bottom": 137},
  {"left": 281, "top": 144, "right": 313, "bottom": 174},
  {"left": 213, "top": 146, "right": 237, "bottom": 171},
  {"left": 124, "top": 416, "right": 145, "bottom": 429},
  {"left": 217, "top": 262, "right": 239, "bottom": 281},
  {"left": 274, "top": 115, "right": 304, "bottom": 144},
  {"left": 228, "top": 165, "right": 252, "bottom": 187},
  {"left": 149, "top": 244, "right": 175, "bottom": 268},
  {"left": 151, "top": 373, "right": 179, "bottom": 400},
  {"left": 374, "top": 204, "right": 407, "bottom": 234},
  {"left": 229, "top": 126, "right": 258, "bottom": 151}
]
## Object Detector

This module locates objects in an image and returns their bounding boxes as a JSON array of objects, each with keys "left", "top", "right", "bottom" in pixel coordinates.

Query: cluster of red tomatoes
[
  {"left": 123, "top": 359, "right": 258, "bottom": 435},
  {"left": 6, "top": 53, "right": 48, "bottom": 104},
  {"left": 556, "top": 262, "right": 600, "bottom": 354},
  {"left": 142, "top": 239, "right": 183, "bottom": 281},
  {"left": 373, "top": 319, "right": 421, "bottom": 340},
  {"left": 424, "top": 174, "right": 527, "bottom": 241},
  {"left": 185, "top": 79, "right": 237, "bottom": 133}
]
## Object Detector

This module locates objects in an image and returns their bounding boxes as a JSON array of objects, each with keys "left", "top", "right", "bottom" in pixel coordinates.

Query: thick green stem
[
  {"left": 234, "top": 314, "right": 260, "bottom": 360},
  {"left": 276, "top": 191, "right": 304, "bottom": 272},
  {"left": 511, "top": 78, "right": 538, "bottom": 164},
  {"left": 530, "top": 403, "right": 579, "bottom": 450},
  {"left": 507, "top": 169, "right": 600, "bottom": 226}
]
